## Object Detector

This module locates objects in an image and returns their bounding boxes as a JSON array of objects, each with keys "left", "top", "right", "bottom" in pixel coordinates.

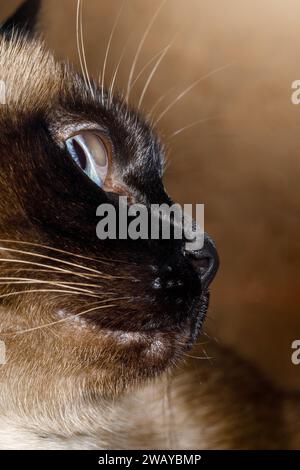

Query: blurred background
[{"left": 2, "top": 0, "right": 300, "bottom": 390}]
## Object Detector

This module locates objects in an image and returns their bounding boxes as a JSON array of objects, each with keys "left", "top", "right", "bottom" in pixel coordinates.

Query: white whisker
[
  {"left": 0, "top": 288, "right": 99, "bottom": 303},
  {"left": 154, "top": 63, "right": 231, "bottom": 126},
  {"left": 76, "top": 0, "right": 88, "bottom": 89},
  {"left": 0, "top": 266, "right": 123, "bottom": 282},
  {"left": 109, "top": 35, "right": 132, "bottom": 105},
  {"left": 0, "top": 246, "right": 113, "bottom": 279},
  {"left": 101, "top": 0, "right": 125, "bottom": 105},
  {"left": 138, "top": 42, "right": 173, "bottom": 110},
  {"left": 0, "top": 239, "right": 131, "bottom": 267},
  {"left": 126, "top": 0, "right": 168, "bottom": 103},
  {"left": 131, "top": 43, "right": 171, "bottom": 91},
  {"left": 0, "top": 258, "right": 92, "bottom": 280},
  {"left": 4, "top": 297, "right": 131, "bottom": 335},
  {"left": 0, "top": 278, "right": 99, "bottom": 295},
  {"left": 148, "top": 87, "right": 175, "bottom": 119},
  {"left": 169, "top": 115, "right": 223, "bottom": 139},
  {"left": 79, "top": 0, "right": 94, "bottom": 98}
]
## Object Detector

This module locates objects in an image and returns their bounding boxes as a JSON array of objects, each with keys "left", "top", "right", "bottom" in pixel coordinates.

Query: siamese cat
[{"left": 0, "top": 0, "right": 298, "bottom": 450}]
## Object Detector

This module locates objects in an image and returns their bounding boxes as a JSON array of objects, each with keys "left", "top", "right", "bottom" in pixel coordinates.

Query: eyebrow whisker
[
  {"left": 154, "top": 63, "right": 231, "bottom": 126},
  {"left": 131, "top": 42, "right": 172, "bottom": 91},
  {"left": 138, "top": 40, "right": 174, "bottom": 111},
  {"left": 100, "top": 0, "right": 126, "bottom": 106},
  {"left": 168, "top": 115, "right": 224, "bottom": 139},
  {"left": 126, "top": 0, "right": 168, "bottom": 103},
  {"left": 76, "top": 0, "right": 88, "bottom": 90},
  {"left": 109, "top": 34, "right": 132, "bottom": 105},
  {"left": 77, "top": 0, "right": 94, "bottom": 99},
  {"left": 148, "top": 87, "right": 175, "bottom": 119}
]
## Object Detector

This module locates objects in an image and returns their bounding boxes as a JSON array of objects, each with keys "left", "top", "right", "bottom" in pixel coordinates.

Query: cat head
[{"left": 0, "top": 0, "right": 218, "bottom": 416}]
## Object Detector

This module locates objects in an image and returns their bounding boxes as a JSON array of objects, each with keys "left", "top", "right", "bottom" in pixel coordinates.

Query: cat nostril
[
  {"left": 196, "top": 257, "right": 210, "bottom": 270},
  {"left": 191, "top": 257, "right": 210, "bottom": 277},
  {"left": 185, "top": 234, "right": 219, "bottom": 289}
]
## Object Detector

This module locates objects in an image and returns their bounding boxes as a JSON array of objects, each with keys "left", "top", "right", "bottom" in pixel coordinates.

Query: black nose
[{"left": 185, "top": 233, "right": 219, "bottom": 290}]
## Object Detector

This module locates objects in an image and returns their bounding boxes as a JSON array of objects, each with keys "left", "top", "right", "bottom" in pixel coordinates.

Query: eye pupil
[{"left": 72, "top": 139, "right": 87, "bottom": 171}]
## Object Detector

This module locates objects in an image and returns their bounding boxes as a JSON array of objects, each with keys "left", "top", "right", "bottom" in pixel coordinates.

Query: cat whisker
[
  {"left": 138, "top": 41, "right": 174, "bottom": 111},
  {"left": 154, "top": 63, "right": 231, "bottom": 126},
  {"left": 76, "top": 0, "right": 88, "bottom": 90},
  {"left": 0, "top": 257, "right": 135, "bottom": 282},
  {"left": 131, "top": 42, "right": 172, "bottom": 91},
  {"left": 0, "top": 268, "right": 65, "bottom": 275},
  {"left": 109, "top": 35, "right": 132, "bottom": 105},
  {"left": 197, "top": 341, "right": 211, "bottom": 346},
  {"left": 200, "top": 346, "right": 214, "bottom": 365},
  {"left": 0, "top": 288, "right": 102, "bottom": 303},
  {"left": 183, "top": 352, "right": 215, "bottom": 360},
  {"left": 204, "top": 315, "right": 215, "bottom": 323},
  {"left": 5, "top": 297, "right": 131, "bottom": 336},
  {"left": 168, "top": 115, "right": 224, "bottom": 139},
  {"left": 162, "top": 150, "right": 172, "bottom": 173},
  {"left": 201, "top": 330, "right": 220, "bottom": 344},
  {"left": 0, "top": 257, "right": 93, "bottom": 280},
  {"left": 0, "top": 278, "right": 101, "bottom": 295},
  {"left": 126, "top": 0, "right": 168, "bottom": 103},
  {"left": 148, "top": 87, "right": 175, "bottom": 119},
  {"left": 101, "top": 0, "right": 125, "bottom": 105},
  {"left": 0, "top": 246, "right": 116, "bottom": 279},
  {"left": 80, "top": 0, "right": 95, "bottom": 98},
  {"left": 0, "top": 277, "right": 121, "bottom": 299},
  {"left": 77, "top": 0, "right": 94, "bottom": 98},
  {"left": 0, "top": 239, "right": 134, "bottom": 267},
  {"left": 0, "top": 266, "right": 122, "bottom": 282}
]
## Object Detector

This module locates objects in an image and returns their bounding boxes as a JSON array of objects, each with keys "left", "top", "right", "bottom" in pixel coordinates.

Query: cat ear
[{"left": 0, "top": 0, "right": 41, "bottom": 37}]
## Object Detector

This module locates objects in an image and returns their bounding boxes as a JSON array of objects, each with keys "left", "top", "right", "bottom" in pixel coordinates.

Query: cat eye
[{"left": 66, "top": 131, "right": 109, "bottom": 188}]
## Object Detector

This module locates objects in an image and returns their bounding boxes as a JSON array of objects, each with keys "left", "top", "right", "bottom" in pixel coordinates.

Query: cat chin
[{"left": 54, "top": 292, "right": 208, "bottom": 383}]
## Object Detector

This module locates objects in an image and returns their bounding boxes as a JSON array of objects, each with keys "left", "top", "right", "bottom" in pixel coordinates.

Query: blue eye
[{"left": 66, "top": 131, "right": 109, "bottom": 188}]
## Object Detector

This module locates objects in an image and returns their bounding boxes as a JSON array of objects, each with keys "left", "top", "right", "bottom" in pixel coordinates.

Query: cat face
[{"left": 0, "top": 0, "right": 218, "bottom": 407}]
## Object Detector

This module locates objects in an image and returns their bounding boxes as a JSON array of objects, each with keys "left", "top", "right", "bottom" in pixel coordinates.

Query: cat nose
[{"left": 185, "top": 233, "right": 219, "bottom": 289}]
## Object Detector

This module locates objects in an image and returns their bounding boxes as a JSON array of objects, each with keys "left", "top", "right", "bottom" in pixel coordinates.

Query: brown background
[{"left": 2, "top": 0, "right": 300, "bottom": 390}]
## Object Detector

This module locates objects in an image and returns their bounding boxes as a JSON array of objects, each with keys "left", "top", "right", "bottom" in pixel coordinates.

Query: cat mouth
[
  {"left": 52, "top": 235, "right": 218, "bottom": 373},
  {"left": 56, "top": 287, "right": 210, "bottom": 375}
]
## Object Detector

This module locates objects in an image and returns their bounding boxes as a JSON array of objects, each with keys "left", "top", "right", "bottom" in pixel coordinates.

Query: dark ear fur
[{"left": 1, "top": 0, "right": 41, "bottom": 37}]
